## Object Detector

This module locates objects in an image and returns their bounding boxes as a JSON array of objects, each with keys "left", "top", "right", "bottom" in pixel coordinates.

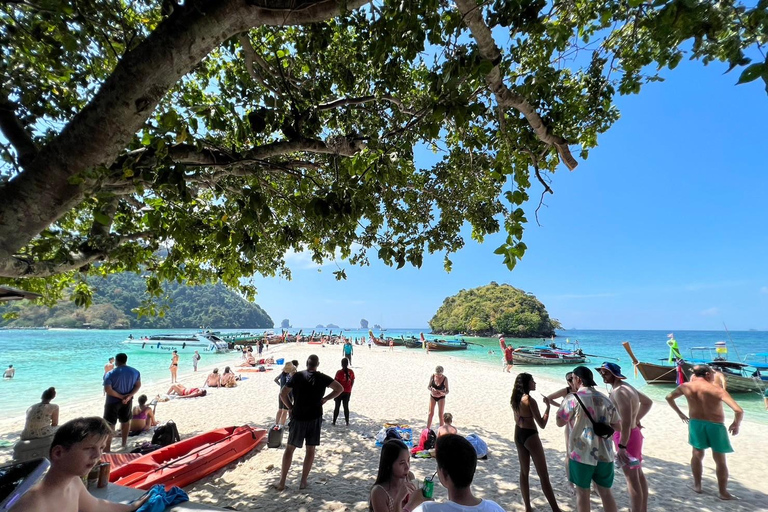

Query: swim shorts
[
  {"left": 104, "top": 399, "right": 133, "bottom": 425},
  {"left": 287, "top": 417, "right": 322, "bottom": 448},
  {"left": 568, "top": 459, "right": 614, "bottom": 489},
  {"left": 688, "top": 419, "right": 733, "bottom": 454},
  {"left": 613, "top": 427, "right": 643, "bottom": 468}
]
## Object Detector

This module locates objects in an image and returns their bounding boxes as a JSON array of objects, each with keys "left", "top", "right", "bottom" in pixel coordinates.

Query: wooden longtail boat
[
  {"left": 426, "top": 340, "right": 468, "bottom": 351},
  {"left": 622, "top": 341, "right": 685, "bottom": 384},
  {"left": 681, "top": 360, "right": 768, "bottom": 393},
  {"left": 512, "top": 346, "right": 586, "bottom": 365}
]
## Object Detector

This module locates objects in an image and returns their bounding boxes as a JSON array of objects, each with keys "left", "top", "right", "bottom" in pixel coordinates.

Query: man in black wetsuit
[{"left": 276, "top": 354, "right": 343, "bottom": 490}]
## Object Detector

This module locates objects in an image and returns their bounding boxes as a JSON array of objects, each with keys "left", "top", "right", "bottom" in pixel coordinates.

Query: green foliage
[
  {"left": 0, "top": 0, "right": 765, "bottom": 304},
  {"left": 429, "top": 282, "right": 561, "bottom": 337},
  {"left": 0, "top": 272, "right": 273, "bottom": 329}
]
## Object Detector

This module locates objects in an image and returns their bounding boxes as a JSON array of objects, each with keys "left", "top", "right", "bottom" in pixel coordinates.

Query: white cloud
[{"left": 700, "top": 307, "right": 720, "bottom": 317}]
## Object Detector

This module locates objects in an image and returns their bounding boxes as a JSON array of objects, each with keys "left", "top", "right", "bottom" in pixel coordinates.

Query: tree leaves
[{"left": 737, "top": 62, "right": 768, "bottom": 85}]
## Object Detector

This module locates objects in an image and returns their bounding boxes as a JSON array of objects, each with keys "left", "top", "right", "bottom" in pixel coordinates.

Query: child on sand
[
  {"left": 10, "top": 417, "right": 149, "bottom": 511},
  {"left": 369, "top": 439, "right": 421, "bottom": 512}
]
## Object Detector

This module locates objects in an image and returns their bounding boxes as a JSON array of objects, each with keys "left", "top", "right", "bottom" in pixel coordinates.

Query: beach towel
[
  {"left": 135, "top": 484, "right": 188, "bottom": 512},
  {"left": 375, "top": 425, "right": 413, "bottom": 448}
]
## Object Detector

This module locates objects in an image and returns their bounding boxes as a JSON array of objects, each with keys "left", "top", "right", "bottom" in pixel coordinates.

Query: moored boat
[
  {"left": 622, "top": 341, "right": 686, "bottom": 384},
  {"left": 109, "top": 425, "right": 266, "bottom": 490},
  {"left": 426, "top": 340, "right": 468, "bottom": 351},
  {"left": 682, "top": 360, "right": 768, "bottom": 393},
  {"left": 512, "top": 346, "right": 586, "bottom": 365},
  {"left": 122, "top": 332, "right": 230, "bottom": 353}
]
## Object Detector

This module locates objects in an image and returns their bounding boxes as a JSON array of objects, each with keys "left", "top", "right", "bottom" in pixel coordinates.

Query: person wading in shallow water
[{"left": 666, "top": 364, "right": 743, "bottom": 501}]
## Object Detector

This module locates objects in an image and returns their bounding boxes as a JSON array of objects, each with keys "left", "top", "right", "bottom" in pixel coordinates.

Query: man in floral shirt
[{"left": 556, "top": 366, "right": 622, "bottom": 512}]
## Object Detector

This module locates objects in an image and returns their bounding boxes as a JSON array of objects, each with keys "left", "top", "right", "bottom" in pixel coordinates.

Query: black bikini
[
  {"left": 430, "top": 375, "right": 446, "bottom": 402},
  {"left": 514, "top": 402, "right": 539, "bottom": 445}
]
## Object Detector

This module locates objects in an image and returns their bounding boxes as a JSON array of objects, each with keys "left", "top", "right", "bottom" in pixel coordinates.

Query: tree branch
[
  {"left": 316, "top": 95, "right": 416, "bottom": 115},
  {"left": 0, "top": 91, "right": 38, "bottom": 168},
  {"left": 454, "top": 0, "right": 578, "bottom": 171},
  {"left": 0, "top": 231, "right": 152, "bottom": 278},
  {"left": 238, "top": 34, "right": 278, "bottom": 94}
]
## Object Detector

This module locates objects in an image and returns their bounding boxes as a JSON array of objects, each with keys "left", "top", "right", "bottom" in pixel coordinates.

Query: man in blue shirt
[{"left": 103, "top": 352, "right": 141, "bottom": 452}]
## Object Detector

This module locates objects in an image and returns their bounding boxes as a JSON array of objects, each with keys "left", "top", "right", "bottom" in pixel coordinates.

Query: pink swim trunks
[{"left": 614, "top": 427, "right": 643, "bottom": 468}]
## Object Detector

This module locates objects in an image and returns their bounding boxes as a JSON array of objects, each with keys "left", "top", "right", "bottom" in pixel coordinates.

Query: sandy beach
[{"left": 2, "top": 343, "right": 767, "bottom": 511}]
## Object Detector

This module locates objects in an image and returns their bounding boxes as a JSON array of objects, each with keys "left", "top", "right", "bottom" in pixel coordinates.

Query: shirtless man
[
  {"left": 666, "top": 364, "right": 743, "bottom": 500},
  {"left": 3, "top": 364, "right": 15, "bottom": 379},
  {"left": 204, "top": 368, "right": 221, "bottom": 387},
  {"left": 11, "top": 417, "right": 148, "bottom": 512},
  {"left": 597, "top": 363, "right": 653, "bottom": 512},
  {"left": 103, "top": 357, "right": 114, "bottom": 375}
]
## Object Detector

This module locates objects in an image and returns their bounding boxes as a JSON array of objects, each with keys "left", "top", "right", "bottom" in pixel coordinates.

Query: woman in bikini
[
  {"left": 130, "top": 394, "right": 157, "bottom": 433},
  {"left": 220, "top": 366, "right": 238, "bottom": 388},
  {"left": 167, "top": 383, "right": 207, "bottom": 398},
  {"left": 169, "top": 350, "right": 179, "bottom": 383},
  {"left": 511, "top": 373, "right": 562, "bottom": 512},
  {"left": 426, "top": 365, "right": 448, "bottom": 430},
  {"left": 369, "top": 439, "right": 421, "bottom": 512}
]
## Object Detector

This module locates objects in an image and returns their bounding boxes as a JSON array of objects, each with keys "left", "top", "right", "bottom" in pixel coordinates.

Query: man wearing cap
[
  {"left": 556, "top": 366, "right": 621, "bottom": 512},
  {"left": 666, "top": 364, "right": 743, "bottom": 500},
  {"left": 277, "top": 354, "right": 343, "bottom": 490},
  {"left": 597, "top": 362, "right": 653, "bottom": 512}
]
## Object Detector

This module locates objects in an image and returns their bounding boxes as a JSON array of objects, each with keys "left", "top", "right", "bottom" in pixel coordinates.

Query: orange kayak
[{"left": 109, "top": 425, "right": 266, "bottom": 490}]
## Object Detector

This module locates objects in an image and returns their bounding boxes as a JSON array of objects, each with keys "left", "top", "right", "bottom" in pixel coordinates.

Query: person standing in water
[
  {"left": 666, "top": 364, "right": 743, "bottom": 500},
  {"left": 511, "top": 373, "right": 562, "bottom": 512},
  {"left": 192, "top": 350, "right": 201, "bottom": 372},
  {"left": 169, "top": 350, "right": 179, "bottom": 383},
  {"left": 596, "top": 362, "right": 653, "bottom": 512}
]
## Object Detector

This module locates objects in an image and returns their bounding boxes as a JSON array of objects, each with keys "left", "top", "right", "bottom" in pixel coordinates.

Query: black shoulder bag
[{"left": 573, "top": 393, "right": 615, "bottom": 439}]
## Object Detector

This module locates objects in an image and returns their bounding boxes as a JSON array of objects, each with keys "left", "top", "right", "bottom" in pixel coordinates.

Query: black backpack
[
  {"left": 423, "top": 429, "right": 437, "bottom": 450},
  {"left": 151, "top": 421, "right": 180, "bottom": 446}
]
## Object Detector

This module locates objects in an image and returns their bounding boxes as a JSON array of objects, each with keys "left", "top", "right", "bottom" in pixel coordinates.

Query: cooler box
[
  {"left": 267, "top": 425, "right": 284, "bottom": 448},
  {"left": 276, "top": 358, "right": 284, "bottom": 365}
]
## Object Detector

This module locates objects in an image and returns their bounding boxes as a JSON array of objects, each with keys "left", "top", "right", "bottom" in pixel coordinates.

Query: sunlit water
[{"left": 1, "top": 328, "right": 766, "bottom": 422}]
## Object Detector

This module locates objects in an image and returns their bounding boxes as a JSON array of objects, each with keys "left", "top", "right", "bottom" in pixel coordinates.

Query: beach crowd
[{"left": 6, "top": 334, "right": 753, "bottom": 512}]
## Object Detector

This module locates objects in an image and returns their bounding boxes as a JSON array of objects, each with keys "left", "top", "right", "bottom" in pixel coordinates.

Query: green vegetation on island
[
  {"left": 0, "top": 272, "right": 273, "bottom": 330},
  {"left": 429, "top": 282, "right": 561, "bottom": 338}
]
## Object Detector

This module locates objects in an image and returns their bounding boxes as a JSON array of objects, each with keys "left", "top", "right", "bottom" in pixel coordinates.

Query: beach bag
[
  {"left": 152, "top": 421, "right": 180, "bottom": 447},
  {"left": 267, "top": 424, "right": 284, "bottom": 448},
  {"left": 131, "top": 442, "right": 162, "bottom": 454},
  {"left": 423, "top": 429, "right": 437, "bottom": 450},
  {"left": 573, "top": 394, "right": 615, "bottom": 439},
  {"left": 466, "top": 434, "right": 488, "bottom": 459}
]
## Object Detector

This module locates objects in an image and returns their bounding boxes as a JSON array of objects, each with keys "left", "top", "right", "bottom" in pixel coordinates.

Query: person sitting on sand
[
  {"left": 129, "top": 395, "right": 157, "bottom": 433},
  {"left": 408, "top": 434, "right": 505, "bottom": 512},
  {"left": 511, "top": 373, "right": 562, "bottom": 512},
  {"left": 437, "top": 413, "right": 457, "bottom": 437},
  {"left": 204, "top": 368, "right": 222, "bottom": 387},
  {"left": 10, "top": 417, "right": 149, "bottom": 512},
  {"left": 666, "top": 364, "right": 743, "bottom": 500},
  {"left": 21, "top": 387, "right": 59, "bottom": 440},
  {"left": 221, "top": 366, "right": 238, "bottom": 388},
  {"left": 167, "top": 383, "right": 207, "bottom": 398},
  {"left": 369, "top": 439, "right": 420, "bottom": 512}
]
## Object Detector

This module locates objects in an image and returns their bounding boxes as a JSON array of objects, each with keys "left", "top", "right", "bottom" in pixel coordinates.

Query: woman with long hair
[
  {"left": 511, "top": 373, "right": 562, "bottom": 512},
  {"left": 333, "top": 358, "right": 355, "bottom": 426},
  {"left": 130, "top": 394, "right": 157, "bottom": 433},
  {"left": 169, "top": 350, "right": 179, "bottom": 383},
  {"left": 426, "top": 365, "right": 449, "bottom": 430},
  {"left": 369, "top": 439, "right": 419, "bottom": 512}
]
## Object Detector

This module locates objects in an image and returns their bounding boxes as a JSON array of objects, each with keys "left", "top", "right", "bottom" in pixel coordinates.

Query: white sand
[{"left": 2, "top": 343, "right": 767, "bottom": 511}]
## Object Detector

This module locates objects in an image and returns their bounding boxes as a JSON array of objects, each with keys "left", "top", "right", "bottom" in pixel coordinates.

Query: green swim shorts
[
  {"left": 688, "top": 419, "right": 733, "bottom": 454},
  {"left": 568, "top": 459, "right": 614, "bottom": 490}
]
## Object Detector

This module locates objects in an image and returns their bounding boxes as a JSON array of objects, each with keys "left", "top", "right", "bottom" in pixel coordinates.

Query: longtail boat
[
  {"left": 426, "top": 339, "right": 468, "bottom": 351},
  {"left": 622, "top": 341, "right": 686, "bottom": 384},
  {"left": 512, "top": 346, "right": 585, "bottom": 365}
]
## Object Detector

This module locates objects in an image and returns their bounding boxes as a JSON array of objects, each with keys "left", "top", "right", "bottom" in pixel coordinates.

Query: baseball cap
[
  {"left": 572, "top": 366, "right": 597, "bottom": 387},
  {"left": 596, "top": 362, "right": 626, "bottom": 380}
]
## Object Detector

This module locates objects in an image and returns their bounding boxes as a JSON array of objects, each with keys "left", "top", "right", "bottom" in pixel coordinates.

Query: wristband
[{"left": 618, "top": 443, "right": 627, "bottom": 450}]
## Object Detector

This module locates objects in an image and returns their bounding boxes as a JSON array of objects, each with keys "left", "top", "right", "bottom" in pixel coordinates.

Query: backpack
[
  {"left": 465, "top": 434, "right": 488, "bottom": 459},
  {"left": 151, "top": 421, "right": 180, "bottom": 447},
  {"left": 423, "top": 429, "right": 437, "bottom": 450},
  {"left": 385, "top": 427, "right": 403, "bottom": 442}
]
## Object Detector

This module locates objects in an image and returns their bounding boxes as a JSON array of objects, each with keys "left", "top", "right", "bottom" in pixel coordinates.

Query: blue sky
[{"left": 253, "top": 58, "right": 768, "bottom": 331}]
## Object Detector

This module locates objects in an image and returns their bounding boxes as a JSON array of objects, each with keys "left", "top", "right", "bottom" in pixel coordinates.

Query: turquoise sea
[{"left": 1, "top": 328, "right": 766, "bottom": 422}]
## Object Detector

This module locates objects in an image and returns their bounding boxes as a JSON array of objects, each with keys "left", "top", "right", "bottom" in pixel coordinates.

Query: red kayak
[{"left": 110, "top": 425, "right": 266, "bottom": 490}]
